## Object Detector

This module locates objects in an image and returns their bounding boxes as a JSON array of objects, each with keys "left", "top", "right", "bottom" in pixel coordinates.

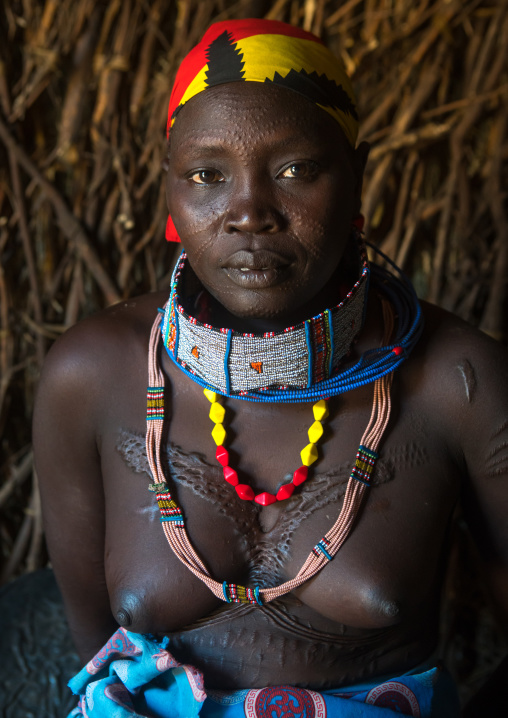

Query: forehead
[{"left": 169, "top": 82, "right": 349, "bottom": 155}]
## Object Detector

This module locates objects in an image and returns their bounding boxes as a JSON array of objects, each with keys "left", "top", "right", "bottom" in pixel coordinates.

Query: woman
[{"left": 33, "top": 18, "right": 508, "bottom": 718}]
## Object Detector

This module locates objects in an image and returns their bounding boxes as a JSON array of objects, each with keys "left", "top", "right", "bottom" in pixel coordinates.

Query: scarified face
[{"left": 165, "top": 82, "right": 368, "bottom": 331}]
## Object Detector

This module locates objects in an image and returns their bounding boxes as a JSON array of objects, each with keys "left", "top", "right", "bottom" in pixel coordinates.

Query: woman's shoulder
[
  {"left": 407, "top": 300, "right": 508, "bottom": 454},
  {"left": 416, "top": 299, "right": 507, "bottom": 380},
  {"left": 42, "top": 291, "right": 166, "bottom": 378},
  {"left": 34, "top": 291, "right": 167, "bottom": 426}
]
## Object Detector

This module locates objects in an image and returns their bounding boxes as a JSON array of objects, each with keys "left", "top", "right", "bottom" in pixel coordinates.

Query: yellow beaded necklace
[{"left": 205, "top": 388, "right": 329, "bottom": 505}]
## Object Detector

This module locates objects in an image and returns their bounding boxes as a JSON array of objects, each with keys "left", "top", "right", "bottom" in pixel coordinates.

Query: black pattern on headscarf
[
  {"left": 205, "top": 31, "right": 245, "bottom": 87},
  {"left": 266, "top": 68, "right": 358, "bottom": 120}
]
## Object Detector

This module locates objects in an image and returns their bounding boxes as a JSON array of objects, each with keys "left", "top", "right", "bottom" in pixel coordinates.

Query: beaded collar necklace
[
  {"left": 160, "top": 238, "right": 422, "bottom": 402},
  {"left": 161, "top": 238, "right": 369, "bottom": 401}
]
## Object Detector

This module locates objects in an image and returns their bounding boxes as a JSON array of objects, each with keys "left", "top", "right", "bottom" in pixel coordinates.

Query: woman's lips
[
  {"left": 222, "top": 250, "right": 291, "bottom": 287},
  {"left": 225, "top": 266, "right": 289, "bottom": 288}
]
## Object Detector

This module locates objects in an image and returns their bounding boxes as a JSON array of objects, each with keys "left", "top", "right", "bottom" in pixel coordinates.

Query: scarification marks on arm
[
  {"left": 485, "top": 420, "right": 508, "bottom": 479},
  {"left": 457, "top": 359, "right": 476, "bottom": 404}
]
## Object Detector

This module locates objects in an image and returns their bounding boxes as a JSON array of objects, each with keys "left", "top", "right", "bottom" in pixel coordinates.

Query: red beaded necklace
[{"left": 204, "top": 387, "right": 329, "bottom": 505}]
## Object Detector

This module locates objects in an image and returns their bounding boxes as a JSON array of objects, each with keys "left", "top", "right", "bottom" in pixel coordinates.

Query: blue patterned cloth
[{"left": 68, "top": 628, "right": 460, "bottom": 717}]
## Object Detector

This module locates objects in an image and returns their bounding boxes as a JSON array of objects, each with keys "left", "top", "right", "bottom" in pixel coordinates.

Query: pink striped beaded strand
[
  {"left": 146, "top": 308, "right": 214, "bottom": 590},
  {"left": 204, "top": 388, "right": 329, "bottom": 505},
  {"left": 146, "top": 311, "right": 167, "bottom": 488}
]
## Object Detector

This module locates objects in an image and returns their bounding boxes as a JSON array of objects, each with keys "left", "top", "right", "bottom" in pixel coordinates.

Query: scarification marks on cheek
[
  {"left": 279, "top": 204, "right": 327, "bottom": 261},
  {"left": 181, "top": 209, "right": 220, "bottom": 233},
  {"left": 485, "top": 420, "right": 508, "bottom": 479},
  {"left": 186, "top": 218, "right": 221, "bottom": 263}
]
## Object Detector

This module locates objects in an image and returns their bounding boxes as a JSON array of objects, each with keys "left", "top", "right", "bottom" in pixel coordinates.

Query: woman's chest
[{"left": 100, "top": 393, "right": 459, "bottom": 636}]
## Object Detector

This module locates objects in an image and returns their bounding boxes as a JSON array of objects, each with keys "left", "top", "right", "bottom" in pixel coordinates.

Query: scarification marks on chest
[
  {"left": 384, "top": 443, "right": 429, "bottom": 471},
  {"left": 116, "top": 428, "right": 395, "bottom": 586}
]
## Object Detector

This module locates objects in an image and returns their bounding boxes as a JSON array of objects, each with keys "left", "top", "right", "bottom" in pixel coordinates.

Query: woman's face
[{"left": 166, "top": 82, "right": 367, "bottom": 329}]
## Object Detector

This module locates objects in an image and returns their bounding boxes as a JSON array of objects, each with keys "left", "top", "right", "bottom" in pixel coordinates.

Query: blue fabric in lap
[
  {"left": 68, "top": 628, "right": 460, "bottom": 717},
  {"left": 67, "top": 629, "right": 205, "bottom": 718}
]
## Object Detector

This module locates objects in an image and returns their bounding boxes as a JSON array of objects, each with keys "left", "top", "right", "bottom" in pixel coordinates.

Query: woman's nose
[{"left": 223, "top": 180, "right": 284, "bottom": 235}]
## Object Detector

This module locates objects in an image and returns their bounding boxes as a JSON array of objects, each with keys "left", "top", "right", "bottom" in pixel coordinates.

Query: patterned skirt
[{"left": 68, "top": 628, "right": 460, "bottom": 718}]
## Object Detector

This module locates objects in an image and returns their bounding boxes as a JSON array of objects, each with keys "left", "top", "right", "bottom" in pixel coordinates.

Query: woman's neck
[{"left": 199, "top": 262, "right": 356, "bottom": 334}]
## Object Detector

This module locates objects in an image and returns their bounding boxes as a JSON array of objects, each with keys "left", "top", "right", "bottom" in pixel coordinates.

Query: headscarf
[{"left": 165, "top": 18, "right": 359, "bottom": 242}]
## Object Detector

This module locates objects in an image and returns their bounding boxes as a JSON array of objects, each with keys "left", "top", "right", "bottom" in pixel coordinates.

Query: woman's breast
[{"left": 103, "top": 427, "right": 456, "bottom": 689}]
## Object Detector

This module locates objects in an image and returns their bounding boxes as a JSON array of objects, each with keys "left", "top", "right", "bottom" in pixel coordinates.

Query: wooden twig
[
  {"left": 324, "top": 0, "right": 364, "bottom": 28},
  {"left": 57, "top": 7, "right": 102, "bottom": 160},
  {"left": 363, "top": 43, "right": 446, "bottom": 226},
  {"left": 0, "top": 451, "right": 33, "bottom": 510},
  {"left": 368, "top": 119, "right": 454, "bottom": 161},
  {"left": 397, "top": 197, "right": 443, "bottom": 271},
  {"left": 26, "top": 470, "right": 44, "bottom": 573},
  {"left": 0, "top": 61, "right": 12, "bottom": 117},
  {"left": 480, "top": 104, "right": 508, "bottom": 339},
  {"left": 0, "top": 116, "right": 121, "bottom": 305},
  {"left": 8, "top": 150, "right": 45, "bottom": 367},
  {"left": 130, "top": 0, "right": 164, "bottom": 124},
  {"left": 0, "top": 259, "right": 13, "bottom": 423},
  {"left": 379, "top": 150, "right": 418, "bottom": 259},
  {"left": 64, "top": 260, "right": 84, "bottom": 327},
  {"left": 421, "top": 84, "right": 508, "bottom": 121},
  {"left": 429, "top": 6, "right": 508, "bottom": 302},
  {"left": 303, "top": 0, "right": 317, "bottom": 31},
  {"left": 0, "top": 509, "right": 32, "bottom": 585}
]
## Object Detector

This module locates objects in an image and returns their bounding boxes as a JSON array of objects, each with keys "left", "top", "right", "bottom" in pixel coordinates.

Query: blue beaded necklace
[{"left": 160, "top": 239, "right": 423, "bottom": 403}]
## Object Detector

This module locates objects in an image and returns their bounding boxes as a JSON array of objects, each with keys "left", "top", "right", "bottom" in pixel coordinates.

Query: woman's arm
[
  {"left": 447, "top": 326, "right": 508, "bottom": 715},
  {"left": 458, "top": 337, "right": 508, "bottom": 626},
  {"left": 33, "top": 325, "right": 118, "bottom": 664}
]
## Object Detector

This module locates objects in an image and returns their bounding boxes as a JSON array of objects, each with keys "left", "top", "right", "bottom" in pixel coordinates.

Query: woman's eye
[
  {"left": 189, "top": 169, "right": 224, "bottom": 185},
  {"left": 278, "top": 162, "right": 318, "bottom": 180}
]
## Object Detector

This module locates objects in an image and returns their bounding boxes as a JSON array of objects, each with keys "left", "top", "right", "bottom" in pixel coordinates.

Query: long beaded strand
[{"left": 146, "top": 299, "right": 395, "bottom": 606}]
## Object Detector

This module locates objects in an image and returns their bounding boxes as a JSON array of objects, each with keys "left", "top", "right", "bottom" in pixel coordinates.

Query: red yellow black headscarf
[{"left": 166, "top": 18, "right": 359, "bottom": 242}]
